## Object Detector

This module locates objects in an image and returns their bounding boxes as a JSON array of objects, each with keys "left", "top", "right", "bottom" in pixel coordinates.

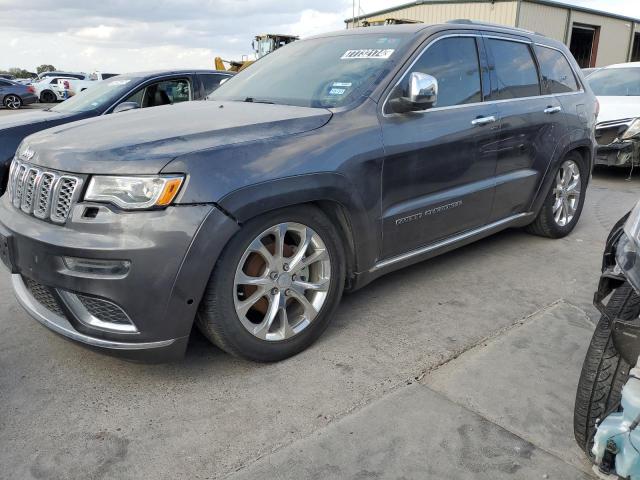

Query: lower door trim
[{"left": 371, "top": 212, "right": 533, "bottom": 272}]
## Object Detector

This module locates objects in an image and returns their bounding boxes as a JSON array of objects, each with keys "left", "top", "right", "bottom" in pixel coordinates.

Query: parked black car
[
  {"left": 0, "top": 22, "right": 597, "bottom": 362},
  {"left": 0, "top": 69, "right": 232, "bottom": 194},
  {"left": 0, "top": 79, "right": 38, "bottom": 110}
]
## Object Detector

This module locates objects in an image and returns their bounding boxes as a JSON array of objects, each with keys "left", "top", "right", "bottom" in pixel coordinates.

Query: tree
[
  {"left": 8, "top": 67, "right": 34, "bottom": 78},
  {"left": 36, "top": 64, "right": 56, "bottom": 75}
]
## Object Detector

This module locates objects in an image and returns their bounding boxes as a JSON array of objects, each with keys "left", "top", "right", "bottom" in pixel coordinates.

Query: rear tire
[
  {"left": 3, "top": 94, "right": 22, "bottom": 110},
  {"left": 526, "top": 151, "right": 586, "bottom": 238},
  {"left": 573, "top": 283, "right": 640, "bottom": 454},
  {"left": 197, "top": 205, "right": 346, "bottom": 362},
  {"left": 40, "top": 90, "right": 56, "bottom": 103}
]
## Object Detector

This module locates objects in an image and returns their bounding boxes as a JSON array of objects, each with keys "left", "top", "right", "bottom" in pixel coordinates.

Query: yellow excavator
[{"left": 214, "top": 34, "right": 299, "bottom": 72}]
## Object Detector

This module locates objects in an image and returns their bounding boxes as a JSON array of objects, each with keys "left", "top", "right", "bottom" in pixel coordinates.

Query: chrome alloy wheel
[
  {"left": 552, "top": 159, "right": 581, "bottom": 227},
  {"left": 4, "top": 95, "right": 21, "bottom": 110},
  {"left": 233, "top": 222, "right": 331, "bottom": 341}
]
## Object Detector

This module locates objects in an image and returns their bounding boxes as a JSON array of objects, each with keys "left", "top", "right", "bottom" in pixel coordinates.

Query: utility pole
[{"left": 352, "top": 0, "right": 355, "bottom": 29}]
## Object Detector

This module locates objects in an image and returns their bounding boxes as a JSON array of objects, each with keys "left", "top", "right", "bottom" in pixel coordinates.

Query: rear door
[
  {"left": 379, "top": 33, "right": 499, "bottom": 259},
  {"left": 483, "top": 35, "right": 566, "bottom": 221},
  {"left": 533, "top": 43, "right": 587, "bottom": 152}
]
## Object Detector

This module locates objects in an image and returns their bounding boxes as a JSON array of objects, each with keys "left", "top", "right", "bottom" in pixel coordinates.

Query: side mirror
[
  {"left": 113, "top": 101, "right": 140, "bottom": 114},
  {"left": 408, "top": 72, "right": 438, "bottom": 108},
  {"left": 389, "top": 72, "right": 438, "bottom": 114}
]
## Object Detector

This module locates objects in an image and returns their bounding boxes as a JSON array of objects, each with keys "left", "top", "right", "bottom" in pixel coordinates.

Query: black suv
[{"left": 0, "top": 22, "right": 596, "bottom": 362}]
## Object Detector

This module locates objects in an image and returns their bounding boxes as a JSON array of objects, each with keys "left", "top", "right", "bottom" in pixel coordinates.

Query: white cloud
[{"left": 75, "top": 24, "right": 116, "bottom": 40}]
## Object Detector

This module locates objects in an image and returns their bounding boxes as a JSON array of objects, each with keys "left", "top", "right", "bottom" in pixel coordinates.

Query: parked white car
[
  {"left": 67, "top": 72, "right": 119, "bottom": 96},
  {"left": 32, "top": 76, "right": 78, "bottom": 103},
  {"left": 587, "top": 62, "right": 640, "bottom": 167}
]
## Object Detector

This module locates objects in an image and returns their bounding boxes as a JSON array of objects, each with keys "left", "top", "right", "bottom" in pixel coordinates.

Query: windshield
[
  {"left": 209, "top": 33, "right": 412, "bottom": 108},
  {"left": 50, "top": 77, "right": 139, "bottom": 113},
  {"left": 588, "top": 67, "right": 640, "bottom": 96}
]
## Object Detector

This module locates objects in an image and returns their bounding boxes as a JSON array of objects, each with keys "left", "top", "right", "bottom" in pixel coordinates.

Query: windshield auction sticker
[
  {"left": 108, "top": 80, "right": 131, "bottom": 86},
  {"left": 341, "top": 49, "right": 394, "bottom": 60}
]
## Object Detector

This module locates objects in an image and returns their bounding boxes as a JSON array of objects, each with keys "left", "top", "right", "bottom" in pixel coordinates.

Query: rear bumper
[
  {"left": 0, "top": 195, "right": 239, "bottom": 360},
  {"left": 21, "top": 93, "right": 38, "bottom": 106}
]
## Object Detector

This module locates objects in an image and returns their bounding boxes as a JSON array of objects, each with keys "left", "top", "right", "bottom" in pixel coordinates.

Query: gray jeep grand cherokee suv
[{"left": 0, "top": 22, "right": 596, "bottom": 362}]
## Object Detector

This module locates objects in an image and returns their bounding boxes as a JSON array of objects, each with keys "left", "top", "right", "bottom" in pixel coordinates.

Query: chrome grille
[
  {"left": 9, "top": 158, "right": 82, "bottom": 224},
  {"left": 20, "top": 168, "right": 38, "bottom": 213},
  {"left": 34, "top": 173, "right": 55, "bottom": 219}
]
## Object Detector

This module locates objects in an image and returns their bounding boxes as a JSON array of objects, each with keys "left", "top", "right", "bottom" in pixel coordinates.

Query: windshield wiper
[{"left": 243, "top": 97, "right": 274, "bottom": 104}]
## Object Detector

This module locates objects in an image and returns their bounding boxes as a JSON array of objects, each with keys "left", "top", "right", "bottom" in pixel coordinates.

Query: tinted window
[
  {"left": 387, "top": 36, "right": 482, "bottom": 112},
  {"left": 587, "top": 67, "right": 640, "bottom": 96},
  {"left": 487, "top": 39, "right": 540, "bottom": 100},
  {"left": 0, "top": 80, "right": 11, "bottom": 86},
  {"left": 201, "top": 74, "right": 228, "bottom": 96},
  {"left": 124, "top": 78, "right": 191, "bottom": 108},
  {"left": 535, "top": 45, "right": 579, "bottom": 94}
]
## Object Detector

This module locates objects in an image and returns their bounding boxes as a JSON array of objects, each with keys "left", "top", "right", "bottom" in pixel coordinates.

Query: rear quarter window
[
  {"left": 487, "top": 38, "right": 540, "bottom": 100},
  {"left": 201, "top": 74, "right": 229, "bottom": 96},
  {"left": 535, "top": 45, "right": 579, "bottom": 94}
]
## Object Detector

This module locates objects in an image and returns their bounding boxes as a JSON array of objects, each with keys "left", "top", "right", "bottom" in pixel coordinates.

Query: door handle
[
  {"left": 544, "top": 106, "right": 562, "bottom": 114},
  {"left": 471, "top": 115, "right": 497, "bottom": 126}
]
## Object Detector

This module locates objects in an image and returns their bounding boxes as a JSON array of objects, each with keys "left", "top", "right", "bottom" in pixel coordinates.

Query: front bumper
[
  {"left": 595, "top": 141, "right": 639, "bottom": 167},
  {"left": 0, "top": 194, "right": 239, "bottom": 360}
]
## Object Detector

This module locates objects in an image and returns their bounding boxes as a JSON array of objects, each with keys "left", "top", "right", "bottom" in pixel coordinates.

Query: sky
[{"left": 1, "top": 0, "right": 639, "bottom": 74}]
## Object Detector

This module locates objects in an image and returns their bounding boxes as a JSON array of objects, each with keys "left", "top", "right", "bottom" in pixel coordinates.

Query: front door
[{"left": 379, "top": 34, "right": 498, "bottom": 259}]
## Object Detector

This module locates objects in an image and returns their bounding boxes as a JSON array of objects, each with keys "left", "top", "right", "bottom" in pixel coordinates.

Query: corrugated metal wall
[
  {"left": 570, "top": 10, "right": 633, "bottom": 66},
  {"left": 518, "top": 1, "right": 567, "bottom": 42},
  {"left": 348, "top": 1, "right": 518, "bottom": 27},
  {"left": 347, "top": 1, "right": 638, "bottom": 66}
]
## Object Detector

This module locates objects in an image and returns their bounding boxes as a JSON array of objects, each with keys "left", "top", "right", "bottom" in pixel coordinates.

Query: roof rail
[{"left": 446, "top": 19, "right": 537, "bottom": 35}]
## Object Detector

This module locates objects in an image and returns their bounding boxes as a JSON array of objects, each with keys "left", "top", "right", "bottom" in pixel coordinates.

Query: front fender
[{"left": 217, "top": 172, "right": 377, "bottom": 277}]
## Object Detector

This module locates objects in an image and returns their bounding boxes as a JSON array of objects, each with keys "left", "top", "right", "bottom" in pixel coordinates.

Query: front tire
[
  {"left": 197, "top": 205, "right": 346, "bottom": 362},
  {"left": 527, "top": 151, "right": 586, "bottom": 238},
  {"left": 573, "top": 283, "right": 640, "bottom": 454},
  {"left": 3, "top": 94, "right": 22, "bottom": 110}
]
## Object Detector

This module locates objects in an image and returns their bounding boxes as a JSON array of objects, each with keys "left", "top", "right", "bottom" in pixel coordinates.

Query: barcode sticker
[{"left": 341, "top": 49, "right": 394, "bottom": 60}]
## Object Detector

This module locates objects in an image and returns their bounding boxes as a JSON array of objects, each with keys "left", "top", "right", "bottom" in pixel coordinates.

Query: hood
[
  {"left": 0, "top": 109, "right": 74, "bottom": 130},
  {"left": 22, "top": 101, "right": 333, "bottom": 175},
  {"left": 597, "top": 96, "right": 640, "bottom": 124}
]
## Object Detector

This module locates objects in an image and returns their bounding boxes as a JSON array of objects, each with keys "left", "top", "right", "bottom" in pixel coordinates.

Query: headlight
[
  {"left": 622, "top": 118, "right": 640, "bottom": 140},
  {"left": 617, "top": 201, "right": 640, "bottom": 293},
  {"left": 84, "top": 175, "right": 184, "bottom": 210}
]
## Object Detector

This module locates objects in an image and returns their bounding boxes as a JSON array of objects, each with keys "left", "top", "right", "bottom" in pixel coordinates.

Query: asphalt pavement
[
  {"left": 1, "top": 159, "right": 639, "bottom": 478},
  {"left": 0, "top": 103, "right": 54, "bottom": 115}
]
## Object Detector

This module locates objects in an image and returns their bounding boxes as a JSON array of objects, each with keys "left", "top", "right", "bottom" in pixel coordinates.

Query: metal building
[{"left": 345, "top": 0, "right": 640, "bottom": 68}]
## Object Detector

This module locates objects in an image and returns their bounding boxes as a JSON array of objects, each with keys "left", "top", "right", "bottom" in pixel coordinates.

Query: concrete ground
[{"left": 1, "top": 168, "right": 639, "bottom": 479}]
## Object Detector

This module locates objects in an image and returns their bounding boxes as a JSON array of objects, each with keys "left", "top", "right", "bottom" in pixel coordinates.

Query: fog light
[{"left": 62, "top": 257, "right": 131, "bottom": 276}]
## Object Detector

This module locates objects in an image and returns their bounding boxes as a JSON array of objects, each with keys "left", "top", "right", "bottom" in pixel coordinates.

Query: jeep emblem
[{"left": 21, "top": 148, "right": 35, "bottom": 161}]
